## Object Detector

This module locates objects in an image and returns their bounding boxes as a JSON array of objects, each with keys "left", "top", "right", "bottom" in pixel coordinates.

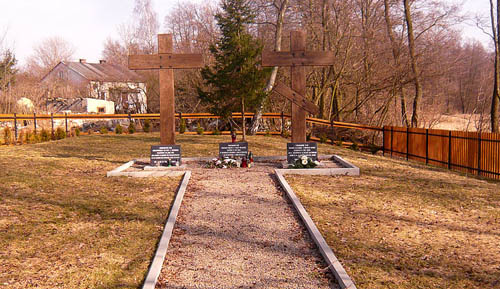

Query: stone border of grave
[
  {"left": 106, "top": 159, "right": 185, "bottom": 178},
  {"left": 141, "top": 171, "right": 191, "bottom": 289},
  {"left": 107, "top": 160, "right": 192, "bottom": 289},
  {"left": 277, "top": 155, "right": 360, "bottom": 176},
  {"left": 275, "top": 170, "right": 357, "bottom": 289}
]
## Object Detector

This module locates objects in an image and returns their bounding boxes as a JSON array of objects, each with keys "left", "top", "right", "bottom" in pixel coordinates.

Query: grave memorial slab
[
  {"left": 219, "top": 142, "right": 248, "bottom": 159},
  {"left": 151, "top": 145, "right": 182, "bottom": 166},
  {"left": 287, "top": 142, "right": 318, "bottom": 164}
]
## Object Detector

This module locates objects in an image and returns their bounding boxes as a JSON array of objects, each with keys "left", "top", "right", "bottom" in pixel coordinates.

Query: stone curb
[
  {"left": 142, "top": 171, "right": 192, "bottom": 289},
  {"left": 275, "top": 171, "right": 357, "bottom": 289},
  {"left": 106, "top": 160, "right": 186, "bottom": 178},
  {"left": 106, "top": 160, "right": 135, "bottom": 177}
]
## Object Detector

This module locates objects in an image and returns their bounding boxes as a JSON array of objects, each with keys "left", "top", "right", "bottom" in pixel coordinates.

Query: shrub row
[{"left": 3, "top": 127, "right": 71, "bottom": 145}]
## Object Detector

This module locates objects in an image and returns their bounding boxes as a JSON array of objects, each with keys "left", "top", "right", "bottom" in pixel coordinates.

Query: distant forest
[{"left": 2, "top": 0, "right": 500, "bottom": 132}]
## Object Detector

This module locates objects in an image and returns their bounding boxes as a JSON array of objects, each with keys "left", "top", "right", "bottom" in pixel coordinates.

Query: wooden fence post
[
  {"left": 448, "top": 131, "right": 452, "bottom": 170},
  {"left": 406, "top": 126, "right": 409, "bottom": 160},
  {"left": 14, "top": 113, "right": 18, "bottom": 142},
  {"left": 382, "top": 126, "right": 385, "bottom": 156},
  {"left": 281, "top": 112, "right": 285, "bottom": 135},
  {"left": 51, "top": 113, "right": 54, "bottom": 136},
  {"left": 478, "top": 132, "right": 482, "bottom": 176},
  {"left": 65, "top": 113, "right": 68, "bottom": 136},
  {"left": 33, "top": 113, "right": 37, "bottom": 134},
  {"left": 425, "top": 129, "right": 429, "bottom": 164},
  {"left": 390, "top": 126, "right": 393, "bottom": 157}
]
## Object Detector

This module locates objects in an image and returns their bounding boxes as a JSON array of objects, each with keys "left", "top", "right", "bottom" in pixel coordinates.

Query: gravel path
[{"left": 156, "top": 163, "right": 336, "bottom": 288}]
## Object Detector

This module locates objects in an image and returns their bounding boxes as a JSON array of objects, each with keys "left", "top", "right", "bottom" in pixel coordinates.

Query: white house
[{"left": 41, "top": 59, "right": 147, "bottom": 114}]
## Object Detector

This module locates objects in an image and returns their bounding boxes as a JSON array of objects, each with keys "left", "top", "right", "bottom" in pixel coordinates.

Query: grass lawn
[
  {"left": 0, "top": 133, "right": 337, "bottom": 288},
  {"left": 0, "top": 133, "right": 184, "bottom": 288},
  {"left": 286, "top": 149, "right": 500, "bottom": 288}
]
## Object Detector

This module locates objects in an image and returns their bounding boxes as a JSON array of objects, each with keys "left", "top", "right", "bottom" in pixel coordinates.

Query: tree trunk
[
  {"left": 384, "top": 0, "right": 409, "bottom": 127},
  {"left": 249, "top": 0, "right": 288, "bottom": 134},
  {"left": 490, "top": 0, "right": 500, "bottom": 132},
  {"left": 404, "top": 0, "right": 423, "bottom": 128}
]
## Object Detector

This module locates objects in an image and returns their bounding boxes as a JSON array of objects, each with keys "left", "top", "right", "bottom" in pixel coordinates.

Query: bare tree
[
  {"left": 490, "top": 0, "right": 500, "bottom": 132},
  {"left": 249, "top": 0, "right": 289, "bottom": 134},
  {"left": 26, "top": 36, "right": 75, "bottom": 78}
]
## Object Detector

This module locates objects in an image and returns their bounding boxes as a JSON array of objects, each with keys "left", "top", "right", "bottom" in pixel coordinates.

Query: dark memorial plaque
[
  {"left": 219, "top": 142, "right": 248, "bottom": 159},
  {"left": 151, "top": 145, "right": 181, "bottom": 166},
  {"left": 287, "top": 142, "right": 318, "bottom": 164}
]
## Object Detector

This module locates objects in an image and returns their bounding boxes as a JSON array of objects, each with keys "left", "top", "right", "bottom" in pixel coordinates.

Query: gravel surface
[{"left": 156, "top": 163, "right": 337, "bottom": 288}]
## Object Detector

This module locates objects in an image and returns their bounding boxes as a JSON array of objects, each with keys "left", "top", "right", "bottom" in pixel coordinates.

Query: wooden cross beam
[
  {"left": 128, "top": 34, "right": 203, "bottom": 145},
  {"left": 272, "top": 83, "right": 319, "bottom": 115},
  {"left": 262, "top": 30, "right": 334, "bottom": 143}
]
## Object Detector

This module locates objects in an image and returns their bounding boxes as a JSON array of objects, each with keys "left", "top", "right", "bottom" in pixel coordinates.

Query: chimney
[
  {"left": 99, "top": 60, "right": 107, "bottom": 64},
  {"left": 79, "top": 59, "right": 86, "bottom": 63}
]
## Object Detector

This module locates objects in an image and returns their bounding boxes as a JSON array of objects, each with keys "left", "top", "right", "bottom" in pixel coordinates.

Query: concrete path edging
[
  {"left": 142, "top": 171, "right": 192, "bottom": 289},
  {"left": 275, "top": 170, "right": 357, "bottom": 289},
  {"left": 106, "top": 160, "right": 135, "bottom": 177}
]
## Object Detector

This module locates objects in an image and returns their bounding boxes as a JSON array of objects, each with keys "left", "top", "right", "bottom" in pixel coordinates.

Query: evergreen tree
[
  {"left": 0, "top": 50, "right": 17, "bottom": 91},
  {"left": 197, "top": 0, "right": 270, "bottom": 141}
]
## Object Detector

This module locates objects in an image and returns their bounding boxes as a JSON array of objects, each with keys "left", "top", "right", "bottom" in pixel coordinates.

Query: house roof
[{"left": 43, "top": 60, "right": 146, "bottom": 83}]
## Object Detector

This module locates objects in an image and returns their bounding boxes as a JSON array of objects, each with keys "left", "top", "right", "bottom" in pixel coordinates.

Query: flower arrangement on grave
[
  {"left": 206, "top": 158, "right": 240, "bottom": 169},
  {"left": 289, "top": 155, "right": 320, "bottom": 169}
]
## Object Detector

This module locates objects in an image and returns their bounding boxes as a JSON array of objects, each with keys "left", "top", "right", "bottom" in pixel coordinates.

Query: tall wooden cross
[
  {"left": 129, "top": 34, "right": 203, "bottom": 145},
  {"left": 262, "top": 30, "right": 334, "bottom": 143}
]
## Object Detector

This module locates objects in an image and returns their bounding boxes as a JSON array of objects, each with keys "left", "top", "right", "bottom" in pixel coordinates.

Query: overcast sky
[{"left": 0, "top": 0, "right": 494, "bottom": 67}]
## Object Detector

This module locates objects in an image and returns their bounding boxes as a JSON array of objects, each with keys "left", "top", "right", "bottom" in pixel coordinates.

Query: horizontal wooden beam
[
  {"left": 128, "top": 54, "right": 203, "bottom": 70},
  {"left": 262, "top": 51, "right": 335, "bottom": 67},
  {"left": 272, "top": 83, "right": 319, "bottom": 115}
]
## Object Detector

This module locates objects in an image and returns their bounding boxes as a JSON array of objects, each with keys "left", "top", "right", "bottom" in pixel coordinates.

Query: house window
[
  {"left": 98, "top": 107, "right": 105, "bottom": 113},
  {"left": 100, "top": 91, "right": 107, "bottom": 100}
]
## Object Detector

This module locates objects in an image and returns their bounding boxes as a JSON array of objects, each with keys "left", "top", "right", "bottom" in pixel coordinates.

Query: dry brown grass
[
  {"left": 286, "top": 149, "right": 500, "bottom": 289},
  {"left": 0, "top": 134, "right": 181, "bottom": 288},
  {"left": 0, "top": 133, "right": 339, "bottom": 288}
]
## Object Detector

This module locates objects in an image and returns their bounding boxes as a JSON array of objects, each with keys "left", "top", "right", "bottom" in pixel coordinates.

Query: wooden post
[
  {"left": 281, "top": 111, "right": 285, "bottom": 135},
  {"left": 65, "top": 113, "right": 68, "bottom": 136},
  {"left": 425, "top": 129, "right": 429, "bottom": 164},
  {"left": 448, "top": 131, "right": 452, "bottom": 170},
  {"left": 406, "top": 126, "right": 409, "bottom": 160},
  {"left": 34, "top": 113, "right": 37, "bottom": 134},
  {"left": 51, "top": 113, "right": 54, "bottom": 137},
  {"left": 390, "top": 126, "right": 393, "bottom": 157},
  {"left": 382, "top": 126, "right": 385, "bottom": 156},
  {"left": 478, "top": 132, "right": 482, "bottom": 176},
  {"left": 158, "top": 35, "right": 175, "bottom": 145},
  {"left": 179, "top": 112, "right": 182, "bottom": 133},
  {"left": 291, "top": 31, "right": 306, "bottom": 142},
  {"left": 14, "top": 113, "right": 18, "bottom": 142}
]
